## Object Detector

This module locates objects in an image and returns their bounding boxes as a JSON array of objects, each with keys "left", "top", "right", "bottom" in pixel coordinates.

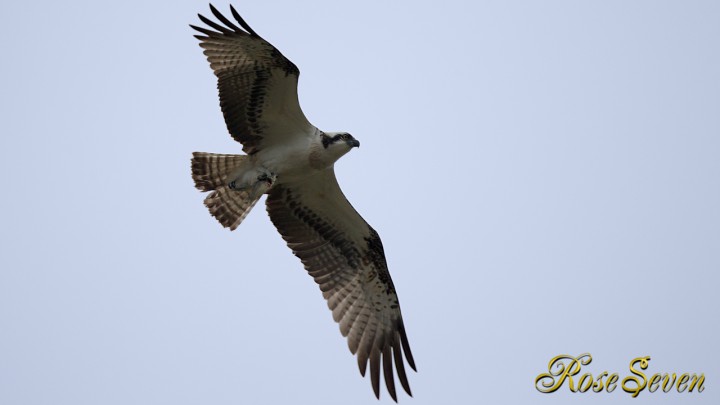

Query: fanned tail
[
  {"left": 191, "top": 152, "right": 248, "bottom": 191},
  {"left": 204, "top": 186, "right": 260, "bottom": 230},
  {"left": 191, "top": 152, "right": 259, "bottom": 230}
]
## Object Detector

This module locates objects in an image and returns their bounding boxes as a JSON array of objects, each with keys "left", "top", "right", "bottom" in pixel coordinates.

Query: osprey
[{"left": 189, "top": 4, "right": 416, "bottom": 401}]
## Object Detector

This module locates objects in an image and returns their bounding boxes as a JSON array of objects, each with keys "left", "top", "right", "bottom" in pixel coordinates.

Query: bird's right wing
[
  {"left": 265, "top": 168, "right": 416, "bottom": 401},
  {"left": 191, "top": 5, "right": 314, "bottom": 155}
]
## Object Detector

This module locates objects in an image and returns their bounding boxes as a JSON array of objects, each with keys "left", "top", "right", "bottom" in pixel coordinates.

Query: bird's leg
[
  {"left": 249, "top": 171, "right": 276, "bottom": 198},
  {"left": 228, "top": 168, "right": 277, "bottom": 199}
]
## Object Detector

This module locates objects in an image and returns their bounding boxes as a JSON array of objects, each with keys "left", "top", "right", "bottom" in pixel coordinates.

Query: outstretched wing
[
  {"left": 266, "top": 169, "right": 416, "bottom": 401},
  {"left": 191, "top": 4, "right": 314, "bottom": 155}
]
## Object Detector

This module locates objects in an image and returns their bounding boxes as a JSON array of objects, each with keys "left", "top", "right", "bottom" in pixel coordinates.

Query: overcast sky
[{"left": 1, "top": 1, "right": 718, "bottom": 404}]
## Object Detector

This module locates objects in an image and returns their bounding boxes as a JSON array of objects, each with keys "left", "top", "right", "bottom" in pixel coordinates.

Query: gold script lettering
[
  {"left": 606, "top": 373, "right": 619, "bottom": 392},
  {"left": 677, "top": 374, "right": 690, "bottom": 393},
  {"left": 688, "top": 374, "right": 705, "bottom": 392},
  {"left": 661, "top": 373, "right": 677, "bottom": 393},
  {"left": 535, "top": 354, "right": 592, "bottom": 393},
  {"left": 648, "top": 373, "right": 662, "bottom": 393},
  {"left": 622, "top": 356, "right": 650, "bottom": 397},
  {"left": 592, "top": 372, "right": 608, "bottom": 393}
]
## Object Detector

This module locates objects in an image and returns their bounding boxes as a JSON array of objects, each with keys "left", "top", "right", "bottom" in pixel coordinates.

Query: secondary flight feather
[{"left": 189, "top": 4, "right": 416, "bottom": 401}]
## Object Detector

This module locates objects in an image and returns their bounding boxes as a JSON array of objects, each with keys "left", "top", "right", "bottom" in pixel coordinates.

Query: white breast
[{"left": 256, "top": 134, "right": 324, "bottom": 184}]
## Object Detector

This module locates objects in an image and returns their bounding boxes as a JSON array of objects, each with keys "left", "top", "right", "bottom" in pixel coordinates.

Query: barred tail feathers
[
  {"left": 191, "top": 152, "right": 258, "bottom": 230},
  {"left": 204, "top": 186, "right": 260, "bottom": 230},
  {"left": 191, "top": 152, "right": 248, "bottom": 191}
]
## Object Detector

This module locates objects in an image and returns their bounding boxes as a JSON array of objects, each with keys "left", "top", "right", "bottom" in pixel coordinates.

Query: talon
[
  {"left": 257, "top": 171, "right": 277, "bottom": 185},
  {"left": 228, "top": 169, "right": 276, "bottom": 195},
  {"left": 228, "top": 180, "right": 249, "bottom": 191}
]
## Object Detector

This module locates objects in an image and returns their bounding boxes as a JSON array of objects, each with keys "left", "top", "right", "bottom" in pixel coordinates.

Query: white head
[{"left": 321, "top": 132, "right": 360, "bottom": 161}]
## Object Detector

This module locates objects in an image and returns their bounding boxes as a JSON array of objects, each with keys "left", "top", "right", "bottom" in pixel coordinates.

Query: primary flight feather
[{"left": 189, "top": 4, "right": 416, "bottom": 401}]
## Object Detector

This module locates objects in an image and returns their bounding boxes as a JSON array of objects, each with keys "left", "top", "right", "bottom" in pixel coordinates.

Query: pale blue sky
[{"left": 1, "top": 1, "right": 718, "bottom": 404}]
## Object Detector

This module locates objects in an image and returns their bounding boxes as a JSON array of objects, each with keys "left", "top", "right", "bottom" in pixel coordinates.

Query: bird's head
[{"left": 321, "top": 132, "right": 360, "bottom": 159}]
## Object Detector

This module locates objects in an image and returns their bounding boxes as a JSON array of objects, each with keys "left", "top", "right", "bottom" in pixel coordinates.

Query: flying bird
[{"left": 189, "top": 4, "right": 416, "bottom": 401}]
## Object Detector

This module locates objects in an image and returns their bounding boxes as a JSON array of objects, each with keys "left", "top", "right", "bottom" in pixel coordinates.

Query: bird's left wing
[
  {"left": 265, "top": 169, "right": 416, "bottom": 401},
  {"left": 191, "top": 5, "right": 314, "bottom": 155}
]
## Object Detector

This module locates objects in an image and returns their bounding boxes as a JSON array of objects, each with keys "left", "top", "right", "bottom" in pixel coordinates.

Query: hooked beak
[{"left": 347, "top": 139, "right": 360, "bottom": 148}]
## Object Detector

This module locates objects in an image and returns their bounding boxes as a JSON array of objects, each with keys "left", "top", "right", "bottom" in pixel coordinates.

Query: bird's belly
[{"left": 257, "top": 146, "right": 322, "bottom": 184}]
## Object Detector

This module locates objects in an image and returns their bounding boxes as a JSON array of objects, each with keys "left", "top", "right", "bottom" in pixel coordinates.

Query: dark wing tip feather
[
  {"left": 190, "top": 24, "right": 219, "bottom": 38},
  {"left": 357, "top": 324, "right": 415, "bottom": 400},
  {"left": 193, "top": 5, "right": 255, "bottom": 39},
  {"left": 399, "top": 320, "right": 417, "bottom": 371},
  {"left": 209, "top": 4, "right": 243, "bottom": 32},
  {"left": 393, "top": 338, "right": 413, "bottom": 397},
  {"left": 230, "top": 4, "right": 260, "bottom": 37},
  {"left": 383, "top": 345, "right": 398, "bottom": 402},
  {"left": 358, "top": 355, "right": 368, "bottom": 377},
  {"left": 198, "top": 13, "right": 233, "bottom": 34},
  {"left": 370, "top": 348, "right": 381, "bottom": 399}
]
